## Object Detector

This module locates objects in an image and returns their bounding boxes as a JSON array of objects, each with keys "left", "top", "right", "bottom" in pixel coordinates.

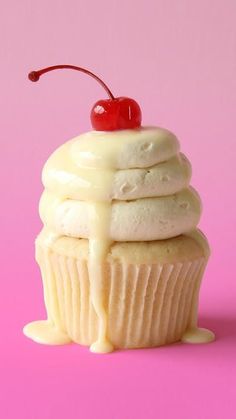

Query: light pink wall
[{"left": 1, "top": 1, "right": 236, "bottom": 418}]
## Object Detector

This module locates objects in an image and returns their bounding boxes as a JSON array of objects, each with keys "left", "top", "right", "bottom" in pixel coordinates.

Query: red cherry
[
  {"left": 28, "top": 65, "right": 142, "bottom": 131},
  {"left": 91, "top": 97, "right": 141, "bottom": 131}
]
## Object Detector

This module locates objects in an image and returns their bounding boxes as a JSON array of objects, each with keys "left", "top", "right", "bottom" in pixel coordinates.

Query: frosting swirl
[{"left": 40, "top": 127, "right": 201, "bottom": 241}]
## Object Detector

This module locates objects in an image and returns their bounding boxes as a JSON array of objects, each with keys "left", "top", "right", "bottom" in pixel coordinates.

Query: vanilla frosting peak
[{"left": 53, "top": 126, "right": 180, "bottom": 170}]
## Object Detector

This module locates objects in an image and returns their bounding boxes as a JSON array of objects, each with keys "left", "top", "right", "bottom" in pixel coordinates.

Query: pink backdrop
[{"left": 1, "top": 1, "right": 236, "bottom": 418}]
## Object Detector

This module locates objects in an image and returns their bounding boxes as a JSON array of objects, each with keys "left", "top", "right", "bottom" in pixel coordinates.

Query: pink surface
[{"left": 1, "top": 1, "right": 236, "bottom": 418}]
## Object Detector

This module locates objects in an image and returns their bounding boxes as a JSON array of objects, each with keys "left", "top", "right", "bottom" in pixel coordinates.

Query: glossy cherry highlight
[{"left": 28, "top": 65, "right": 142, "bottom": 131}]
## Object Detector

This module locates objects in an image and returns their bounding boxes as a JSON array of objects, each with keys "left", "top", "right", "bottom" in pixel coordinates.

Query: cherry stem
[{"left": 28, "top": 65, "right": 115, "bottom": 100}]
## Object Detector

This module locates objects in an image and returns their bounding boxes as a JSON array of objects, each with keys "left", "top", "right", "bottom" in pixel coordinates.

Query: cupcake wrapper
[{"left": 37, "top": 244, "right": 207, "bottom": 349}]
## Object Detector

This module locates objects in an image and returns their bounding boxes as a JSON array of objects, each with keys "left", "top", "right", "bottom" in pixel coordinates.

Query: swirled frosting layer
[{"left": 40, "top": 127, "right": 201, "bottom": 241}]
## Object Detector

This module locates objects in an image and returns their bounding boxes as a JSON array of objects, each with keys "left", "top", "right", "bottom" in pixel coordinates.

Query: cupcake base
[{"left": 23, "top": 229, "right": 214, "bottom": 351}]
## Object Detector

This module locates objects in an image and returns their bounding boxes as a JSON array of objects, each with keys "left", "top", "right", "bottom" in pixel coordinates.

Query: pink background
[{"left": 1, "top": 1, "right": 236, "bottom": 418}]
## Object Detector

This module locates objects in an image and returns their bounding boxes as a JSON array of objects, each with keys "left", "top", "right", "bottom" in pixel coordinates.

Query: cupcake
[{"left": 24, "top": 65, "right": 214, "bottom": 352}]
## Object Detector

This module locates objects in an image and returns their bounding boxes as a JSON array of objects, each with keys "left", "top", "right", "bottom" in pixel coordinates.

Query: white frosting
[
  {"left": 41, "top": 126, "right": 200, "bottom": 241},
  {"left": 68, "top": 127, "right": 180, "bottom": 169},
  {"left": 43, "top": 153, "right": 191, "bottom": 201},
  {"left": 39, "top": 187, "right": 201, "bottom": 241}
]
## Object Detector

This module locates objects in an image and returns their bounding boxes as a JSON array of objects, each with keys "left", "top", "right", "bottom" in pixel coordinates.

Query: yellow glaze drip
[
  {"left": 88, "top": 202, "right": 114, "bottom": 353},
  {"left": 182, "top": 327, "right": 215, "bottom": 344},
  {"left": 23, "top": 320, "right": 71, "bottom": 345}
]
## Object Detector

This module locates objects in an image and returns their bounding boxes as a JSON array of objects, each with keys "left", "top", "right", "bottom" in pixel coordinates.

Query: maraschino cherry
[{"left": 28, "top": 65, "right": 142, "bottom": 131}]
